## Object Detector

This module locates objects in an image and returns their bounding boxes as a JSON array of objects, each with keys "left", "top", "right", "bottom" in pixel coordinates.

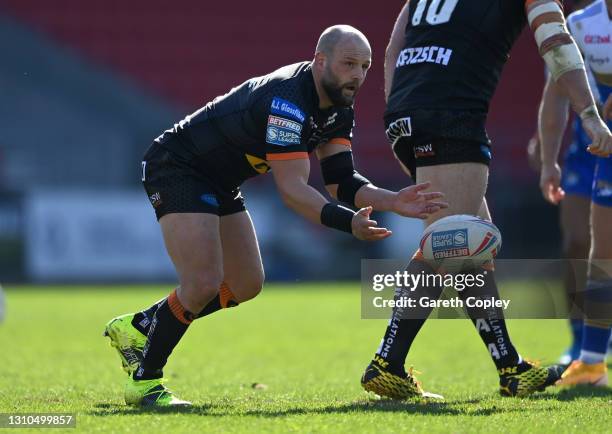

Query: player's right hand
[
  {"left": 351, "top": 206, "right": 392, "bottom": 241},
  {"left": 539, "top": 163, "right": 565, "bottom": 205},
  {"left": 582, "top": 115, "right": 612, "bottom": 157}
]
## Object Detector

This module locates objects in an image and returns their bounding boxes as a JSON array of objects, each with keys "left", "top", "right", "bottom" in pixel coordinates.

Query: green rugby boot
[
  {"left": 125, "top": 377, "right": 191, "bottom": 407},
  {"left": 103, "top": 313, "right": 147, "bottom": 375}
]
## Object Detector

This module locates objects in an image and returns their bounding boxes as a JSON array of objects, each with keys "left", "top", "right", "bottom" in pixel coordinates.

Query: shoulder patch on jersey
[
  {"left": 271, "top": 97, "right": 306, "bottom": 123},
  {"left": 266, "top": 115, "right": 302, "bottom": 146}
]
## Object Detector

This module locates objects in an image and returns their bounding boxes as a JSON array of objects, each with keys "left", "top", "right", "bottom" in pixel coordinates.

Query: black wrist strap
[{"left": 320, "top": 203, "right": 355, "bottom": 234}]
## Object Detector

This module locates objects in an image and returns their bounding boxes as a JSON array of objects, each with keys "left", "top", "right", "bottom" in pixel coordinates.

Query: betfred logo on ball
[
  {"left": 431, "top": 229, "right": 469, "bottom": 259},
  {"left": 420, "top": 215, "right": 502, "bottom": 273}
]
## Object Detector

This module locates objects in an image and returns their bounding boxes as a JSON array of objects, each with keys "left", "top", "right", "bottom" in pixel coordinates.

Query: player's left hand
[
  {"left": 391, "top": 182, "right": 448, "bottom": 219},
  {"left": 582, "top": 114, "right": 612, "bottom": 157},
  {"left": 540, "top": 163, "right": 565, "bottom": 205}
]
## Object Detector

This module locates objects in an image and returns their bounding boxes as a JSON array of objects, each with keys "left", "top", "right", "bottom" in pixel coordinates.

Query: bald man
[{"left": 104, "top": 25, "right": 448, "bottom": 407}]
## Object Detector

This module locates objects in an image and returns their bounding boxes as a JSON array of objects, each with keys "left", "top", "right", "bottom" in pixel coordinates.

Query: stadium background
[{"left": 0, "top": 0, "right": 570, "bottom": 283}]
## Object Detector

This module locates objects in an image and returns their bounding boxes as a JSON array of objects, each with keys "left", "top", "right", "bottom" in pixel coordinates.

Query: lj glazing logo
[{"left": 431, "top": 229, "right": 469, "bottom": 259}]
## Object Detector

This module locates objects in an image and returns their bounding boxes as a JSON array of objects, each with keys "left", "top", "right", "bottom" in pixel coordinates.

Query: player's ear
[{"left": 314, "top": 51, "right": 326, "bottom": 69}]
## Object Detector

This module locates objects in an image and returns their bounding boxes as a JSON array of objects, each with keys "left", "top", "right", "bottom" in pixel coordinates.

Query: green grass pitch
[{"left": 1, "top": 284, "right": 610, "bottom": 433}]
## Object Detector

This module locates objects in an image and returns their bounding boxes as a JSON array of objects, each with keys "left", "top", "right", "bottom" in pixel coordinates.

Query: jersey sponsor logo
[
  {"left": 396, "top": 46, "right": 453, "bottom": 67},
  {"left": 200, "top": 194, "right": 219, "bottom": 208},
  {"left": 271, "top": 97, "right": 306, "bottom": 123},
  {"left": 587, "top": 54, "right": 611, "bottom": 67},
  {"left": 149, "top": 192, "right": 162, "bottom": 208},
  {"left": 267, "top": 115, "right": 302, "bottom": 134},
  {"left": 414, "top": 143, "right": 435, "bottom": 157},
  {"left": 386, "top": 117, "right": 412, "bottom": 146},
  {"left": 323, "top": 112, "right": 338, "bottom": 128},
  {"left": 585, "top": 34, "right": 611, "bottom": 44},
  {"left": 245, "top": 154, "right": 270, "bottom": 174},
  {"left": 431, "top": 229, "right": 469, "bottom": 259},
  {"left": 266, "top": 126, "right": 301, "bottom": 146},
  {"left": 266, "top": 115, "right": 302, "bottom": 146}
]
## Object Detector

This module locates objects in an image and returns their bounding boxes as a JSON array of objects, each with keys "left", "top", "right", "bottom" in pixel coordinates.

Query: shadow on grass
[
  {"left": 90, "top": 397, "right": 518, "bottom": 418},
  {"left": 521, "top": 385, "right": 611, "bottom": 402},
  {"left": 90, "top": 402, "right": 211, "bottom": 415}
]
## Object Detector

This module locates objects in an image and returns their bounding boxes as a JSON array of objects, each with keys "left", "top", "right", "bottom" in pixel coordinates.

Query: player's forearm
[
  {"left": 555, "top": 68, "right": 597, "bottom": 116},
  {"left": 277, "top": 180, "right": 331, "bottom": 225},
  {"left": 526, "top": 1, "right": 594, "bottom": 114},
  {"left": 354, "top": 184, "right": 395, "bottom": 212},
  {"left": 385, "top": 1, "right": 410, "bottom": 101},
  {"left": 538, "top": 79, "right": 570, "bottom": 166}
]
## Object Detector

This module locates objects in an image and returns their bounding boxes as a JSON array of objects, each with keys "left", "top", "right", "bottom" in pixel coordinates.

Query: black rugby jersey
[
  {"left": 386, "top": 0, "right": 530, "bottom": 145},
  {"left": 154, "top": 62, "right": 354, "bottom": 187}
]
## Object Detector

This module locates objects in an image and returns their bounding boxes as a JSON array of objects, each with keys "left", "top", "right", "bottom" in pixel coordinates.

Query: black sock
[
  {"left": 375, "top": 256, "right": 443, "bottom": 375},
  {"left": 134, "top": 291, "right": 192, "bottom": 380},
  {"left": 456, "top": 268, "right": 520, "bottom": 371},
  {"left": 132, "top": 299, "right": 165, "bottom": 335}
]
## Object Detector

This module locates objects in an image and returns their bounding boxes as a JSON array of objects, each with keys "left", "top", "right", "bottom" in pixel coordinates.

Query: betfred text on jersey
[{"left": 396, "top": 46, "right": 453, "bottom": 67}]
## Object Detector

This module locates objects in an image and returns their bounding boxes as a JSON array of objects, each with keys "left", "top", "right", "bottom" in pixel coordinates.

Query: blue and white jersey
[
  {"left": 568, "top": 0, "right": 612, "bottom": 103},
  {"left": 567, "top": 0, "right": 612, "bottom": 148},
  {"left": 561, "top": 0, "right": 612, "bottom": 206}
]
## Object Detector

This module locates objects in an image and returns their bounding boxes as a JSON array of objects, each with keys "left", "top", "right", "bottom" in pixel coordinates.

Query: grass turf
[{"left": 0, "top": 284, "right": 610, "bottom": 433}]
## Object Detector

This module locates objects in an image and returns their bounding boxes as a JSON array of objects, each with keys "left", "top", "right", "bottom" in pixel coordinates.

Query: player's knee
[
  {"left": 181, "top": 272, "right": 224, "bottom": 308},
  {"left": 237, "top": 270, "right": 265, "bottom": 302}
]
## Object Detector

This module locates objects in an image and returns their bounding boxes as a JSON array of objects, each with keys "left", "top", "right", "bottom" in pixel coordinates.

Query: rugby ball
[{"left": 420, "top": 215, "right": 502, "bottom": 272}]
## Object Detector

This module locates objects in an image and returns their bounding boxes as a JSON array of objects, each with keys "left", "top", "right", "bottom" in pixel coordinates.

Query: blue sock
[
  {"left": 569, "top": 319, "right": 583, "bottom": 360},
  {"left": 580, "top": 324, "right": 612, "bottom": 364}
]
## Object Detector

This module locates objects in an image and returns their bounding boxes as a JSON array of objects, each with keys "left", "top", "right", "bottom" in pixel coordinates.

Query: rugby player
[
  {"left": 538, "top": 0, "right": 612, "bottom": 386},
  {"left": 527, "top": 0, "right": 602, "bottom": 368},
  {"left": 103, "top": 25, "right": 448, "bottom": 407},
  {"left": 360, "top": 0, "right": 612, "bottom": 399}
]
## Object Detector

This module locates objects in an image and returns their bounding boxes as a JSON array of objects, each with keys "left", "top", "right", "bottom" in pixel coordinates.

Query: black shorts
[
  {"left": 392, "top": 137, "right": 492, "bottom": 180},
  {"left": 385, "top": 110, "right": 492, "bottom": 178},
  {"left": 142, "top": 142, "right": 246, "bottom": 220}
]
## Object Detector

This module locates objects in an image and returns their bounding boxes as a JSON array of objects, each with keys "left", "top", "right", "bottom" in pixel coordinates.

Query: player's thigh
[
  {"left": 589, "top": 203, "right": 612, "bottom": 284},
  {"left": 160, "top": 213, "right": 224, "bottom": 306},
  {"left": 590, "top": 205, "right": 612, "bottom": 260},
  {"left": 590, "top": 159, "right": 612, "bottom": 260},
  {"left": 477, "top": 198, "right": 491, "bottom": 221},
  {"left": 220, "top": 210, "right": 265, "bottom": 301},
  {"left": 416, "top": 162, "right": 489, "bottom": 224},
  {"left": 560, "top": 194, "right": 591, "bottom": 257}
]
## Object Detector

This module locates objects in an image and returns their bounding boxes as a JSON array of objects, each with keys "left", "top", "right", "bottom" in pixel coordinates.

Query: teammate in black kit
[
  {"left": 104, "top": 25, "right": 449, "bottom": 407},
  {"left": 360, "top": 0, "right": 612, "bottom": 399}
]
